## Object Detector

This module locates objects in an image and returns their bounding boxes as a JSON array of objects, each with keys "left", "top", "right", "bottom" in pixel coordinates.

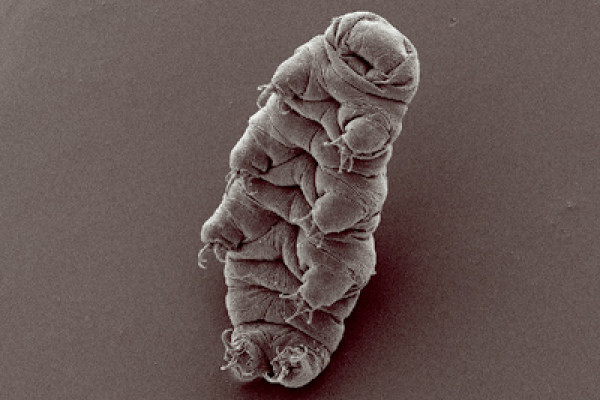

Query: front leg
[
  {"left": 229, "top": 126, "right": 273, "bottom": 175},
  {"left": 229, "top": 107, "right": 302, "bottom": 177},
  {"left": 298, "top": 265, "right": 355, "bottom": 310}
]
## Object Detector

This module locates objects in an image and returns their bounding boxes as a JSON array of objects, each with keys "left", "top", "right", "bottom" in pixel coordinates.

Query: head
[
  {"left": 324, "top": 11, "right": 420, "bottom": 103},
  {"left": 344, "top": 18, "right": 409, "bottom": 77}
]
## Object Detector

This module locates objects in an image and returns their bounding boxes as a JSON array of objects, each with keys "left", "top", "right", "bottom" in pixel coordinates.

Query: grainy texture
[
  {"left": 3, "top": 1, "right": 600, "bottom": 399},
  {"left": 200, "top": 11, "right": 419, "bottom": 387}
]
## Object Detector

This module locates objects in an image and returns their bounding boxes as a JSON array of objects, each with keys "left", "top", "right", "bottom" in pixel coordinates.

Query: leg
[
  {"left": 201, "top": 176, "right": 281, "bottom": 254},
  {"left": 221, "top": 322, "right": 331, "bottom": 388},
  {"left": 258, "top": 152, "right": 319, "bottom": 206},
  {"left": 244, "top": 177, "right": 313, "bottom": 232}
]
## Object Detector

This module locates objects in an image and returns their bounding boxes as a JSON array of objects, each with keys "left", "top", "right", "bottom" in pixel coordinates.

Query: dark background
[{"left": 1, "top": 1, "right": 599, "bottom": 399}]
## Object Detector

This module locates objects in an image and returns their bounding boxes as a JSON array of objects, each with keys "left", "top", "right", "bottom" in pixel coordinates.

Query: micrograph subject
[{"left": 199, "top": 11, "right": 420, "bottom": 388}]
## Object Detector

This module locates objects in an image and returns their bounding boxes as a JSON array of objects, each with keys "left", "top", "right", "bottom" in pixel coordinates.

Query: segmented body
[{"left": 200, "top": 11, "right": 419, "bottom": 387}]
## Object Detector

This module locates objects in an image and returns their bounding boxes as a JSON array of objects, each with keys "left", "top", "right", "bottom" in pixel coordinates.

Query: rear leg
[
  {"left": 220, "top": 327, "right": 270, "bottom": 382},
  {"left": 265, "top": 325, "right": 330, "bottom": 388},
  {"left": 221, "top": 322, "right": 330, "bottom": 388}
]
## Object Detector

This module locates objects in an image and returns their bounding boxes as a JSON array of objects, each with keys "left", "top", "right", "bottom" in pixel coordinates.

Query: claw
[
  {"left": 198, "top": 241, "right": 230, "bottom": 267},
  {"left": 264, "top": 344, "right": 324, "bottom": 388},
  {"left": 257, "top": 83, "right": 277, "bottom": 108},
  {"left": 220, "top": 358, "right": 237, "bottom": 371},
  {"left": 305, "top": 225, "right": 325, "bottom": 248},
  {"left": 291, "top": 212, "right": 315, "bottom": 234},
  {"left": 324, "top": 136, "right": 356, "bottom": 173},
  {"left": 343, "top": 149, "right": 355, "bottom": 172},
  {"left": 338, "top": 146, "right": 355, "bottom": 173},
  {"left": 213, "top": 243, "right": 228, "bottom": 262},
  {"left": 197, "top": 243, "right": 213, "bottom": 269},
  {"left": 293, "top": 212, "right": 318, "bottom": 238},
  {"left": 281, "top": 291, "right": 315, "bottom": 324},
  {"left": 323, "top": 135, "right": 345, "bottom": 148},
  {"left": 301, "top": 307, "right": 315, "bottom": 325},
  {"left": 220, "top": 329, "right": 268, "bottom": 382},
  {"left": 224, "top": 169, "right": 244, "bottom": 194},
  {"left": 279, "top": 291, "right": 301, "bottom": 301}
]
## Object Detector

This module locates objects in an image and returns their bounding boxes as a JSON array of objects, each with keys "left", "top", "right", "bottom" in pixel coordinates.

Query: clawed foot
[
  {"left": 197, "top": 242, "right": 228, "bottom": 269},
  {"left": 280, "top": 291, "right": 315, "bottom": 324},
  {"left": 264, "top": 344, "right": 329, "bottom": 388},
  {"left": 307, "top": 228, "right": 325, "bottom": 249},
  {"left": 220, "top": 324, "right": 331, "bottom": 388},
  {"left": 290, "top": 213, "right": 312, "bottom": 232},
  {"left": 225, "top": 169, "right": 258, "bottom": 195},
  {"left": 292, "top": 213, "right": 326, "bottom": 248},
  {"left": 197, "top": 243, "right": 212, "bottom": 269},
  {"left": 324, "top": 136, "right": 355, "bottom": 172},
  {"left": 256, "top": 83, "right": 276, "bottom": 108},
  {"left": 220, "top": 329, "right": 269, "bottom": 382}
]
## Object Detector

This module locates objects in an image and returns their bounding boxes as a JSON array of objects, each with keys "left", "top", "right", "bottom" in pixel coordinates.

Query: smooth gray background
[{"left": 1, "top": 1, "right": 599, "bottom": 399}]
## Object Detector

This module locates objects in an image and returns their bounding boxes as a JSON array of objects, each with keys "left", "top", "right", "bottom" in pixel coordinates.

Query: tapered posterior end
[{"left": 197, "top": 243, "right": 212, "bottom": 269}]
